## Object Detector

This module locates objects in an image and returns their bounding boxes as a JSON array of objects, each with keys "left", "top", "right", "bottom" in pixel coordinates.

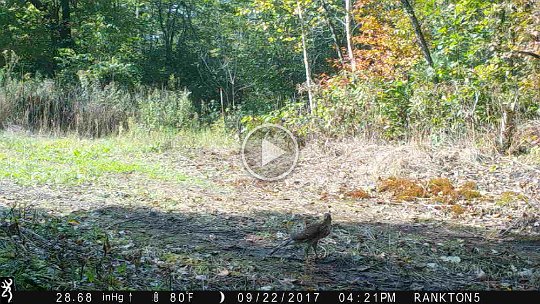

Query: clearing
[{"left": 1, "top": 130, "right": 539, "bottom": 290}]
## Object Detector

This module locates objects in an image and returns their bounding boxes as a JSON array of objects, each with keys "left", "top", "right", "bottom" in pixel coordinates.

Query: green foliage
[
  {"left": 0, "top": 0, "right": 538, "bottom": 140},
  {"left": 260, "top": 0, "right": 540, "bottom": 140},
  {"left": 0, "top": 0, "right": 341, "bottom": 123},
  {"left": 0, "top": 206, "right": 165, "bottom": 290},
  {"left": 56, "top": 50, "right": 141, "bottom": 87},
  {"left": 241, "top": 102, "right": 311, "bottom": 137},
  {"left": 139, "top": 89, "right": 194, "bottom": 130},
  {"left": 375, "top": 81, "right": 411, "bottom": 138}
]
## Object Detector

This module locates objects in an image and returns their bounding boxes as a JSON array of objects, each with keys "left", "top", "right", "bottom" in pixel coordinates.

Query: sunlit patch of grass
[
  {"left": 519, "top": 146, "right": 540, "bottom": 165},
  {"left": 125, "top": 121, "right": 237, "bottom": 153},
  {"left": 176, "top": 124, "right": 236, "bottom": 151},
  {"left": 496, "top": 191, "right": 528, "bottom": 206},
  {"left": 0, "top": 132, "right": 194, "bottom": 185}
]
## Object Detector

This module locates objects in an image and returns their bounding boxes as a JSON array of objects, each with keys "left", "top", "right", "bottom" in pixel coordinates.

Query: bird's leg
[
  {"left": 312, "top": 241, "right": 319, "bottom": 259},
  {"left": 319, "top": 245, "right": 328, "bottom": 259},
  {"left": 303, "top": 244, "right": 315, "bottom": 265},
  {"left": 304, "top": 243, "right": 311, "bottom": 258}
]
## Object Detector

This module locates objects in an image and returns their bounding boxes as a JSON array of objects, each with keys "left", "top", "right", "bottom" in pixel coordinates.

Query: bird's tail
[{"left": 269, "top": 239, "right": 293, "bottom": 255}]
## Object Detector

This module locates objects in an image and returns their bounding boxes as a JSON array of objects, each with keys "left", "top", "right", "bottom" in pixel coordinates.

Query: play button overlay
[
  {"left": 241, "top": 124, "right": 299, "bottom": 181},
  {"left": 261, "top": 139, "right": 287, "bottom": 166}
]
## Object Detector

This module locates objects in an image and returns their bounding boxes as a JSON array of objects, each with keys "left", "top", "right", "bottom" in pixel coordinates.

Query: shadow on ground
[{"left": 1, "top": 205, "right": 539, "bottom": 290}]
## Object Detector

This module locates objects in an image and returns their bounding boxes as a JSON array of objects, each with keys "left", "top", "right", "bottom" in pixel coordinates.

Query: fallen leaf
[
  {"left": 517, "top": 269, "right": 533, "bottom": 277},
  {"left": 356, "top": 266, "right": 371, "bottom": 272},
  {"left": 475, "top": 269, "right": 487, "bottom": 281},
  {"left": 440, "top": 256, "right": 461, "bottom": 263},
  {"left": 68, "top": 219, "right": 80, "bottom": 225},
  {"left": 195, "top": 275, "right": 207, "bottom": 281}
]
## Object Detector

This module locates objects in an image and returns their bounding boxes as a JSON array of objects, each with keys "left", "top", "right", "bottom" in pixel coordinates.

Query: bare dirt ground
[{"left": 1, "top": 138, "right": 539, "bottom": 290}]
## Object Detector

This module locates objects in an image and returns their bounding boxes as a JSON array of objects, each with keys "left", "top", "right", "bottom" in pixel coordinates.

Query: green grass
[{"left": 0, "top": 126, "right": 234, "bottom": 185}]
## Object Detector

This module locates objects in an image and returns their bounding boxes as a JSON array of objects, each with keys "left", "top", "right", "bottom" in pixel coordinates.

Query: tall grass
[{"left": 0, "top": 53, "right": 194, "bottom": 137}]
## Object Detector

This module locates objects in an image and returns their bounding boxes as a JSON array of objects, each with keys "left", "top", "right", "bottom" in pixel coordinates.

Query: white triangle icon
[{"left": 261, "top": 139, "right": 286, "bottom": 166}]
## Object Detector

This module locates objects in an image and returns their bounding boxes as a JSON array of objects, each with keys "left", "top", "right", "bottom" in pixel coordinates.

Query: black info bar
[{"left": 3, "top": 291, "right": 539, "bottom": 304}]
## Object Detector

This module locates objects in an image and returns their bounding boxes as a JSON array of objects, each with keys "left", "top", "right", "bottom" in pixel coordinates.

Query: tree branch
[
  {"left": 319, "top": 0, "right": 344, "bottom": 65},
  {"left": 400, "top": 0, "right": 434, "bottom": 68},
  {"left": 514, "top": 50, "right": 540, "bottom": 60}
]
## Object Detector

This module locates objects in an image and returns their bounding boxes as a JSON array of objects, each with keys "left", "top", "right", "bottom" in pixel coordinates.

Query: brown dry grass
[
  {"left": 377, "top": 177, "right": 427, "bottom": 201},
  {"left": 427, "top": 178, "right": 455, "bottom": 196},
  {"left": 457, "top": 181, "right": 482, "bottom": 200},
  {"left": 344, "top": 189, "right": 371, "bottom": 199},
  {"left": 375, "top": 176, "right": 482, "bottom": 203}
]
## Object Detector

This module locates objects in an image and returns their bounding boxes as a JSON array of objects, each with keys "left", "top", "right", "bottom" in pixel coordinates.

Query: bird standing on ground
[{"left": 269, "top": 213, "right": 332, "bottom": 258}]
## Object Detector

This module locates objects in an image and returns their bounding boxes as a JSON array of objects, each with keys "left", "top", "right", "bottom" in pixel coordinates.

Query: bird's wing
[{"left": 291, "top": 222, "right": 322, "bottom": 241}]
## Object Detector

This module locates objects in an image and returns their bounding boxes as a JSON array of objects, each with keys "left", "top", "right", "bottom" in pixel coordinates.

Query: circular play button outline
[{"left": 241, "top": 123, "right": 299, "bottom": 181}]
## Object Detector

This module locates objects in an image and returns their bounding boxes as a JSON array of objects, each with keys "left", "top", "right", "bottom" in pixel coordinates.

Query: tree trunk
[
  {"left": 59, "top": 0, "right": 73, "bottom": 48},
  {"left": 345, "top": 0, "right": 356, "bottom": 72},
  {"left": 297, "top": 0, "right": 314, "bottom": 113},
  {"left": 400, "top": 0, "right": 434, "bottom": 68},
  {"left": 499, "top": 102, "right": 517, "bottom": 153},
  {"left": 156, "top": 0, "right": 179, "bottom": 64},
  {"left": 320, "top": 0, "right": 344, "bottom": 66}
]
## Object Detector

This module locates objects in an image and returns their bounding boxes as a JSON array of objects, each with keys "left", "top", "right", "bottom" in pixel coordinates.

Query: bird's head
[{"left": 323, "top": 212, "right": 332, "bottom": 223}]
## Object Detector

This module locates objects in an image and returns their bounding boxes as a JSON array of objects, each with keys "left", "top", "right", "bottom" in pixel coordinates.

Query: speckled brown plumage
[{"left": 269, "top": 213, "right": 332, "bottom": 257}]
